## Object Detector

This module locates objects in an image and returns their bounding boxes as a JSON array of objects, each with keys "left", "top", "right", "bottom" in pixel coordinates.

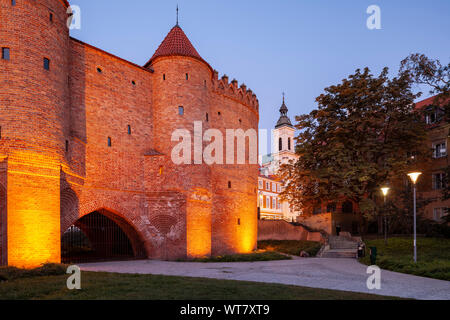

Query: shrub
[{"left": 0, "top": 263, "right": 68, "bottom": 281}]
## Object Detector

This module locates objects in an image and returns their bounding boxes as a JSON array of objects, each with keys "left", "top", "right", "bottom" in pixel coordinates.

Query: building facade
[
  {"left": 415, "top": 96, "right": 449, "bottom": 222},
  {"left": 260, "top": 97, "right": 300, "bottom": 222},
  {"left": 0, "top": 0, "right": 259, "bottom": 267},
  {"left": 257, "top": 175, "right": 283, "bottom": 220}
]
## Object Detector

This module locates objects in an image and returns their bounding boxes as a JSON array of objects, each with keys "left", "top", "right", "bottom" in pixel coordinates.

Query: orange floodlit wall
[
  {"left": 186, "top": 189, "right": 212, "bottom": 258},
  {"left": 7, "top": 154, "right": 61, "bottom": 268}
]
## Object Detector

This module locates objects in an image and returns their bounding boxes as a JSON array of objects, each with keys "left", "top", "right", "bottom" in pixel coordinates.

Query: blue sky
[{"left": 70, "top": 0, "right": 450, "bottom": 153}]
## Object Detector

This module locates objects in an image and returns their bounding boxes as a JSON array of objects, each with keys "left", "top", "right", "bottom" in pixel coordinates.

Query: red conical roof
[{"left": 145, "top": 25, "right": 210, "bottom": 69}]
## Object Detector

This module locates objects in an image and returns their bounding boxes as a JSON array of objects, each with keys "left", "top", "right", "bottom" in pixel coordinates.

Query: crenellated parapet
[{"left": 211, "top": 70, "right": 259, "bottom": 113}]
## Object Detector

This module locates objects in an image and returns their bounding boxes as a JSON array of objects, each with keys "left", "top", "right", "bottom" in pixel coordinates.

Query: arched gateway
[{"left": 62, "top": 209, "right": 147, "bottom": 264}]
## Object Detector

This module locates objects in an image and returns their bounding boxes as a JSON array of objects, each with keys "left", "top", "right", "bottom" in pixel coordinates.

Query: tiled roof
[
  {"left": 415, "top": 96, "right": 438, "bottom": 109},
  {"left": 145, "top": 25, "right": 209, "bottom": 68},
  {"left": 259, "top": 174, "right": 280, "bottom": 181},
  {"left": 415, "top": 95, "right": 449, "bottom": 109}
]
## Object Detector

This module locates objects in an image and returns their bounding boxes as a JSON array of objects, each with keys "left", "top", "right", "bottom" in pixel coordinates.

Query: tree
[
  {"left": 400, "top": 53, "right": 449, "bottom": 119},
  {"left": 280, "top": 67, "right": 428, "bottom": 225}
]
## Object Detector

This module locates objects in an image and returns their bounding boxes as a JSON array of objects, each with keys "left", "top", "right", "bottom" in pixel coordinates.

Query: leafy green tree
[
  {"left": 280, "top": 67, "right": 428, "bottom": 225},
  {"left": 400, "top": 53, "right": 449, "bottom": 119}
]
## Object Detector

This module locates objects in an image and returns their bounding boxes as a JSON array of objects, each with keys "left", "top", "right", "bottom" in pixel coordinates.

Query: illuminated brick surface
[{"left": 0, "top": 0, "right": 259, "bottom": 266}]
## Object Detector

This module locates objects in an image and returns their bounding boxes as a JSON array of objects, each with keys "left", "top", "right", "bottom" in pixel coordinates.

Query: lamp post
[
  {"left": 381, "top": 187, "right": 390, "bottom": 245},
  {"left": 407, "top": 172, "right": 422, "bottom": 263}
]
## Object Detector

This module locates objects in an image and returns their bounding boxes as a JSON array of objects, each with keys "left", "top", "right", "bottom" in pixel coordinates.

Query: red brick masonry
[{"left": 0, "top": 0, "right": 259, "bottom": 266}]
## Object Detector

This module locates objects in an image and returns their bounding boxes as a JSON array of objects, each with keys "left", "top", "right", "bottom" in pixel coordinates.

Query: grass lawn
[
  {"left": 0, "top": 271, "right": 401, "bottom": 300},
  {"left": 360, "top": 237, "right": 450, "bottom": 281},
  {"left": 258, "top": 240, "right": 323, "bottom": 257},
  {"left": 190, "top": 251, "right": 291, "bottom": 262}
]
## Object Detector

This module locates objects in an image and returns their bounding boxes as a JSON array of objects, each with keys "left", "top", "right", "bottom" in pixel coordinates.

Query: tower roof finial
[
  {"left": 176, "top": 4, "right": 179, "bottom": 26},
  {"left": 275, "top": 93, "right": 293, "bottom": 129}
]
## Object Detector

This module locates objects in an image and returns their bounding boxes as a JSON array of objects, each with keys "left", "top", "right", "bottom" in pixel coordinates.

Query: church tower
[{"left": 271, "top": 95, "right": 298, "bottom": 173}]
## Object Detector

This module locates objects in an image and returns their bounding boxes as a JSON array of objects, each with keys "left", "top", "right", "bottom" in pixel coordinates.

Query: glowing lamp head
[
  {"left": 381, "top": 187, "right": 390, "bottom": 197},
  {"left": 408, "top": 172, "right": 422, "bottom": 185}
]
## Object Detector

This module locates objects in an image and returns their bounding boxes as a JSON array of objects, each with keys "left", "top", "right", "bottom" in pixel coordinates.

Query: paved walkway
[{"left": 79, "top": 258, "right": 450, "bottom": 300}]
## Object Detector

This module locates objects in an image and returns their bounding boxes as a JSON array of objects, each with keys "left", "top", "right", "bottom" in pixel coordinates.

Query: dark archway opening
[
  {"left": 62, "top": 210, "right": 146, "bottom": 264},
  {"left": 342, "top": 201, "right": 354, "bottom": 214}
]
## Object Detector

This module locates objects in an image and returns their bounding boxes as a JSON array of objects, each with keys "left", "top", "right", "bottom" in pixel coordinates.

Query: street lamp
[
  {"left": 407, "top": 172, "right": 422, "bottom": 263},
  {"left": 381, "top": 187, "right": 390, "bottom": 245}
]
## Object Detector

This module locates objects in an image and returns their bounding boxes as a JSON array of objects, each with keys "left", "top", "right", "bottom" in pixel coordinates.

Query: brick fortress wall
[{"left": 0, "top": 0, "right": 260, "bottom": 266}]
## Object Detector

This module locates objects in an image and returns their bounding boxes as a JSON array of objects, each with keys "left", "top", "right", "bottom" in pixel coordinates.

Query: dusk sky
[{"left": 70, "top": 0, "right": 450, "bottom": 154}]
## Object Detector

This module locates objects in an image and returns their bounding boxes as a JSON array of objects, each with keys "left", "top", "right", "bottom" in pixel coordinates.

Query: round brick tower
[
  {"left": 0, "top": 0, "right": 70, "bottom": 267},
  {"left": 146, "top": 25, "right": 214, "bottom": 258},
  {"left": 0, "top": 0, "right": 70, "bottom": 157},
  {"left": 146, "top": 24, "right": 259, "bottom": 258}
]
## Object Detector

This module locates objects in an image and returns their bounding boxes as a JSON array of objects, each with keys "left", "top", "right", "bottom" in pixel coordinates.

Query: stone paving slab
[{"left": 79, "top": 258, "right": 450, "bottom": 300}]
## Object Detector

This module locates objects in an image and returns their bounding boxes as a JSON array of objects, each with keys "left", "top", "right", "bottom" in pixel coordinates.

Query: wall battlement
[{"left": 212, "top": 71, "right": 259, "bottom": 113}]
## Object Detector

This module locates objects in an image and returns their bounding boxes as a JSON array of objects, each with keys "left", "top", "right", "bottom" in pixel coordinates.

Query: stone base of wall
[
  {"left": 297, "top": 213, "right": 332, "bottom": 235},
  {"left": 257, "top": 220, "right": 324, "bottom": 243}
]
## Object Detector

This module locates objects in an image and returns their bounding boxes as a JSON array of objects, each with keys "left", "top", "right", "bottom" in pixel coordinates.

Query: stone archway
[{"left": 61, "top": 208, "right": 147, "bottom": 263}]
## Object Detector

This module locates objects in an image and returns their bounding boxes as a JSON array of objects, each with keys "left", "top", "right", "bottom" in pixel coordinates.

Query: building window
[
  {"left": 127, "top": 125, "right": 132, "bottom": 135},
  {"left": 185, "top": 73, "right": 189, "bottom": 80},
  {"left": 97, "top": 67, "right": 102, "bottom": 73},
  {"left": 433, "top": 141, "right": 447, "bottom": 158},
  {"left": 163, "top": 74, "right": 166, "bottom": 80},
  {"left": 0, "top": 126, "right": 2, "bottom": 139},
  {"left": 288, "top": 138, "right": 291, "bottom": 151},
  {"left": 218, "top": 111, "right": 221, "bottom": 116},
  {"left": 49, "top": 12, "right": 53, "bottom": 22},
  {"left": 272, "top": 182, "right": 276, "bottom": 192},
  {"left": 11, "top": 0, "right": 16, "bottom": 6},
  {"left": 433, "top": 172, "right": 446, "bottom": 190},
  {"left": 237, "top": 218, "right": 241, "bottom": 226},
  {"left": 279, "top": 138, "right": 282, "bottom": 151},
  {"left": 313, "top": 206, "right": 322, "bottom": 215},
  {"left": 327, "top": 203, "right": 337, "bottom": 213},
  {"left": 228, "top": 181, "right": 232, "bottom": 188},
  {"left": 65, "top": 140, "right": 69, "bottom": 152},
  {"left": 159, "top": 166, "right": 163, "bottom": 175},
  {"left": 266, "top": 197, "right": 270, "bottom": 209},
  {"left": 107, "top": 137, "right": 112, "bottom": 147},
  {"left": 258, "top": 180, "right": 263, "bottom": 189},
  {"left": 425, "top": 111, "right": 439, "bottom": 124},
  {"left": 43, "top": 58, "right": 50, "bottom": 70},
  {"left": 1, "top": 48, "right": 10, "bottom": 60},
  {"left": 206, "top": 113, "right": 209, "bottom": 122},
  {"left": 433, "top": 208, "right": 446, "bottom": 222},
  {"left": 266, "top": 182, "right": 269, "bottom": 190},
  {"left": 178, "top": 106, "right": 184, "bottom": 116},
  {"left": 131, "top": 80, "right": 136, "bottom": 86}
]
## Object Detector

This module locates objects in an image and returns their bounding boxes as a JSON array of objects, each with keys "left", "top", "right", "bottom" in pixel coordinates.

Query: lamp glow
[
  {"left": 407, "top": 171, "right": 422, "bottom": 263},
  {"left": 381, "top": 187, "right": 390, "bottom": 197},
  {"left": 408, "top": 172, "right": 422, "bottom": 184}
]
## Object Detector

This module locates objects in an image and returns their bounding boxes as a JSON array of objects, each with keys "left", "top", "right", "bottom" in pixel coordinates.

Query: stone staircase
[{"left": 320, "top": 233, "right": 360, "bottom": 259}]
